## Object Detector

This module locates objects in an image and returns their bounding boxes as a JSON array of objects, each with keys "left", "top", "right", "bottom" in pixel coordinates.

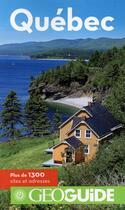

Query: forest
[{"left": 30, "top": 46, "right": 125, "bottom": 124}]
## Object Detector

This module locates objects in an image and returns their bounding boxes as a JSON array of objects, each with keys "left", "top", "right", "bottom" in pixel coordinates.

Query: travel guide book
[{"left": 0, "top": 0, "right": 125, "bottom": 209}]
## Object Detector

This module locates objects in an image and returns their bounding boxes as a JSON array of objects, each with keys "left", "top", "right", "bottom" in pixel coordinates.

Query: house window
[
  {"left": 84, "top": 145, "right": 89, "bottom": 154},
  {"left": 75, "top": 129, "right": 81, "bottom": 138},
  {"left": 85, "top": 129, "right": 91, "bottom": 139}
]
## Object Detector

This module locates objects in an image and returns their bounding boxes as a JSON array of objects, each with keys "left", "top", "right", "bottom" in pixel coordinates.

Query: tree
[
  {"left": 89, "top": 50, "right": 102, "bottom": 67},
  {"left": 1, "top": 91, "right": 22, "bottom": 140},
  {"left": 25, "top": 96, "right": 50, "bottom": 136},
  {"left": 53, "top": 110, "right": 62, "bottom": 132},
  {"left": 104, "top": 75, "right": 125, "bottom": 123}
]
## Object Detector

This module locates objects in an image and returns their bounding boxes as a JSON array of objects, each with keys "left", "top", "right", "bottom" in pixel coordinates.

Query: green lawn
[
  {"left": 0, "top": 136, "right": 64, "bottom": 210},
  {"left": 0, "top": 135, "right": 59, "bottom": 169}
]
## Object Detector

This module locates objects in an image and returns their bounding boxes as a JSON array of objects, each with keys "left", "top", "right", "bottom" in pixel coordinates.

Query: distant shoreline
[
  {"left": 32, "top": 58, "right": 75, "bottom": 61},
  {"left": 0, "top": 55, "right": 76, "bottom": 61},
  {"left": 0, "top": 55, "right": 74, "bottom": 61}
]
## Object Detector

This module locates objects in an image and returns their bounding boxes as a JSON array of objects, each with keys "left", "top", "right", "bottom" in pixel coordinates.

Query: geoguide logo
[{"left": 11, "top": 186, "right": 125, "bottom": 205}]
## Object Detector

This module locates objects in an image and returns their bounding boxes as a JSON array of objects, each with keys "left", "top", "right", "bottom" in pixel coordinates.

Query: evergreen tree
[
  {"left": 1, "top": 91, "right": 22, "bottom": 140},
  {"left": 89, "top": 50, "right": 102, "bottom": 67},
  {"left": 25, "top": 96, "right": 50, "bottom": 136},
  {"left": 53, "top": 110, "right": 62, "bottom": 131}
]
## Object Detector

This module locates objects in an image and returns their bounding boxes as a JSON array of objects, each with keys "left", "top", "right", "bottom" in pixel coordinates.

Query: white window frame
[
  {"left": 75, "top": 129, "right": 81, "bottom": 138},
  {"left": 84, "top": 145, "right": 89, "bottom": 155},
  {"left": 85, "top": 129, "right": 91, "bottom": 139}
]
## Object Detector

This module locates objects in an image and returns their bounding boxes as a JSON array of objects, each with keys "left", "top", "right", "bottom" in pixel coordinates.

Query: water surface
[{"left": 0, "top": 56, "right": 67, "bottom": 104}]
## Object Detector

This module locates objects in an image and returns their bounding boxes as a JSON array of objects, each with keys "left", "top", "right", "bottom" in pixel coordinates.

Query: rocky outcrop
[
  {"left": 29, "top": 83, "right": 69, "bottom": 100},
  {"left": 29, "top": 81, "right": 98, "bottom": 101},
  {"left": 29, "top": 80, "right": 103, "bottom": 102}
]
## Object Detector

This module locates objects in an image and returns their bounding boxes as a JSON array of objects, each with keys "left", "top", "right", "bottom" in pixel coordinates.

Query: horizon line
[{"left": 0, "top": 36, "right": 125, "bottom": 46}]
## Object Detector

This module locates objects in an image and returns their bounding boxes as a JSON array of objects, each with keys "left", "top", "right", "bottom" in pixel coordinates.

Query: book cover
[{"left": 0, "top": 0, "right": 125, "bottom": 209}]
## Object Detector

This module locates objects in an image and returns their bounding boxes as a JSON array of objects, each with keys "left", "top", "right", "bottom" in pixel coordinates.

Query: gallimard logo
[
  {"left": 11, "top": 186, "right": 125, "bottom": 205},
  {"left": 10, "top": 8, "right": 114, "bottom": 33}
]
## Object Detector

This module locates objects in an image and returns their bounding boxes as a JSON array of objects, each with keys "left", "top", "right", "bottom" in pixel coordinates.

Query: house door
[{"left": 66, "top": 148, "right": 73, "bottom": 163}]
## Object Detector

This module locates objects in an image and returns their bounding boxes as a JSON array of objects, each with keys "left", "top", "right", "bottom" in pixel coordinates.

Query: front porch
[
  {"left": 43, "top": 137, "right": 85, "bottom": 167},
  {"left": 53, "top": 137, "right": 85, "bottom": 165}
]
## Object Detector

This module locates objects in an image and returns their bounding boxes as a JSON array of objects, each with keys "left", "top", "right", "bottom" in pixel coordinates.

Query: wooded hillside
[{"left": 30, "top": 46, "right": 125, "bottom": 124}]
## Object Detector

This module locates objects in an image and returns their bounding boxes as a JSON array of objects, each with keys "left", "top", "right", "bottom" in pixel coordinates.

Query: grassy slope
[
  {"left": 0, "top": 136, "right": 59, "bottom": 169},
  {"left": 0, "top": 136, "right": 61, "bottom": 209}
]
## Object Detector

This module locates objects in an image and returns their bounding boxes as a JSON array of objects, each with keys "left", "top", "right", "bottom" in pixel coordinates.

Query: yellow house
[{"left": 43, "top": 102, "right": 123, "bottom": 166}]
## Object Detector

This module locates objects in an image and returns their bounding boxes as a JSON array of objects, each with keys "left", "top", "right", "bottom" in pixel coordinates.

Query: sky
[{"left": 0, "top": 0, "right": 125, "bottom": 44}]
